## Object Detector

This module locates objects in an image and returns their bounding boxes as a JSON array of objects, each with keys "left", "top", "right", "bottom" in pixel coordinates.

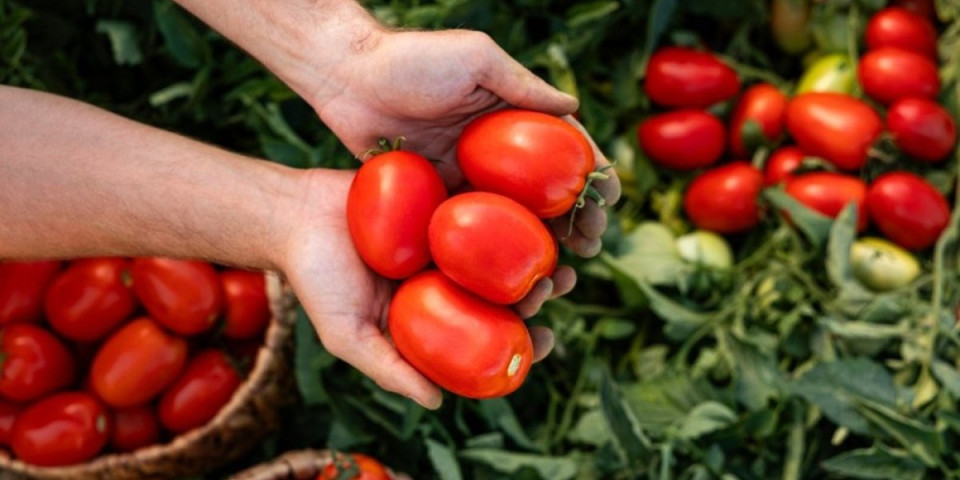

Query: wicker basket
[
  {"left": 227, "top": 449, "right": 410, "bottom": 480},
  {"left": 0, "top": 271, "right": 299, "bottom": 480}
]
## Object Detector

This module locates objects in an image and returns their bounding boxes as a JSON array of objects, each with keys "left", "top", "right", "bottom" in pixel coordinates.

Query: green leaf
[
  {"left": 95, "top": 20, "right": 143, "bottom": 66},
  {"left": 932, "top": 360, "right": 960, "bottom": 397},
  {"left": 426, "top": 439, "right": 464, "bottom": 480},
  {"left": 459, "top": 449, "right": 579, "bottom": 480},
  {"left": 149, "top": 81, "right": 194, "bottom": 107},
  {"left": 294, "top": 308, "right": 335, "bottom": 406},
  {"left": 644, "top": 0, "right": 678, "bottom": 60},
  {"left": 671, "top": 401, "right": 737, "bottom": 440},
  {"left": 565, "top": 1, "right": 620, "bottom": 28},
  {"left": 621, "top": 373, "right": 722, "bottom": 435},
  {"left": 791, "top": 358, "right": 898, "bottom": 435},
  {"left": 855, "top": 399, "right": 944, "bottom": 467},
  {"left": 720, "top": 332, "right": 782, "bottom": 411},
  {"left": 600, "top": 369, "right": 651, "bottom": 465},
  {"left": 153, "top": 0, "right": 210, "bottom": 69},
  {"left": 596, "top": 317, "right": 637, "bottom": 340},
  {"left": 825, "top": 203, "right": 860, "bottom": 288},
  {"left": 764, "top": 188, "right": 834, "bottom": 247},
  {"left": 821, "top": 445, "right": 927, "bottom": 480},
  {"left": 603, "top": 222, "right": 691, "bottom": 287},
  {"left": 477, "top": 398, "right": 540, "bottom": 452},
  {"left": 567, "top": 409, "right": 613, "bottom": 446}
]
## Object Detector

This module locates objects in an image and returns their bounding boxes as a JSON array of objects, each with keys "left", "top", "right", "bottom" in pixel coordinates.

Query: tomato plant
[
  {"left": 318, "top": 452, "right": 390, "bottom": 480},
  {"left": 131, "top": 258, "right": 223, "bottom": 336},
  {"left": 637, "top": 110, "right": 726, "bottom": 170},
  {"left": 858, "top": 47, "right": 940, "bottom": 105},
  {"left": 109, "top": 405, "right": 160, "bottom": 452},
  {"left": 785, "top": 92, "right": 883, "bottom": 170},
  {"left": 0, "top": 323, "right": 76, "bottom": 402},
  {"left": 784, "top": 172, "right": 869, "bottom": 231},
  {"left": 44, "top": 257, "right": 136, "bottom": 342},
  {"left": 866, "top": 171, "right": 950, "bottom": 250},
  {"left": 850, "top": 237, "right": 921, "bottom": 291},
  {"left": 728, "top": 83, "right": 788, "bottom": 157},
  {"left": 158, "top": 349, "right": 242, "bottom": 434},
  {"left": 0, "top": 261, "right": 61, "bottom": 326},
  {"left": 886, "top": 97, "right": 957, "bottom": 163},
  {"left": 865, "top": 7, "right": 938, "bottom": 58},
  {"left": 764, "top": 146, "right": 806, "bottom": 186},
  {"left": 220, "top": 268, "right": 271, "bottom": 339},
  {"left": 683, "top": 162, "right": 764, "bottom": 234},
  {"left": 10, "top": 392, "right": 109, "bottom": 467},
  {"left": 644, "top": 47, "right": 740, "bottom": 108}
]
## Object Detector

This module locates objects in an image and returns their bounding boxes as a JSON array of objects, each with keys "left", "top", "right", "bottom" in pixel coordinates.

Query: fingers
[
  {"left": 549, "top": 216, "right": 603, "bottom": 258},
  {"left": 513, "top": 265, "right": 577, "bottom": 319},
  {"left": 530, "top": 326, "right": 555, "bottom": 362},
  {"left": 563, "top": 115, "right": 622, "bottom": 207}
]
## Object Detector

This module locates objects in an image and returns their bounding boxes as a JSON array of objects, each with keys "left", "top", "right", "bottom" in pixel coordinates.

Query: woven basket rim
[{"left": 227, "top": 449, "right": 410, "bottom": 480}]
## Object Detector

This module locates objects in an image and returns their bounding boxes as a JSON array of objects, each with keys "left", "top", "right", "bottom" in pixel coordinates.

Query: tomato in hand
[
  {"left": 0, "top": 261, "right": 61, "bottom": 326},
  {"left": 10, "top": 392, "right": 109, "bottom": 466},
  {"left": 785, "top": 93, "right": 883, "bottom": 170},
  {"left": 644, "top": 47, "right": 740, "bottom": 108},
  {"left": 0, "top": 324, "right": 76, "bottom": 402},
  {"left": 110, "top": 405, "right": 160, "bottom": 452},
  {"left": 132, "top": 258, "right": 223, "bottom": 336},
  {"left": 0, "top": 401, "right": 20, "bottom": 446},
  {"left": 318, "top": 452, "right": 390, "bottom": 480},
  {"left": 638, "top": 110, "right": 726, "bottom": 170},
  {"left": 347, "top": 150, "right": 447, "bottom": 279},
  {"left": 220, "top": 269, "right": 271, "bottom": 340},
  {"left": 728, "top": 83, "right": 788, "bottom": 157},
  {"left": 764, "top": 146, "right": 806, "bottom": 186},
  {"left": 388, "top": 271, "right": 533, "bottom": 399},
  {"left": 866, "top": 7, "right": 938, "bottom": 58},
  {"left": 887, "top": 97, "right": 957, "bottom": 163},
  {"left": 158, "top": 349, "right": 242, "bottom": 434},
  {"left": 683, "top": 162, "right": 764, "bottom": 234},
  {"left": 456, "top": 109, "right": 596, "bottom": 219},
  {"left": 866, "top": 171, "right": 950, "bottom": 250},
  {"left": 858, "top": 48, "right": 940, "bottom": 105},
  {"left": 44, "top": 257, "right": 136, "bottom": 342},
  {"left": 784, "top": 172, "right": 869, "bottom": 231},
  {"left": 90, "top": 317, "right": 188, "bottom": 408}
]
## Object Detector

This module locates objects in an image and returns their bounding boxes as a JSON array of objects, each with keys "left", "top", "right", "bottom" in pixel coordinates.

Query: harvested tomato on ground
[
  {"left": 10, "top": 392, "right": 109, "bottom": 467},
  {"left": 44, "top": 257, "right": 136, "bottom": 342},
  {"left": 644, "top": 47, "right": 741, "bottom": 108},
  {"left": 866, "top": 171, "right": 950, "bottom": 250},
  {"left": 683, "top": 162, "right": 764, "bottom": 234}
]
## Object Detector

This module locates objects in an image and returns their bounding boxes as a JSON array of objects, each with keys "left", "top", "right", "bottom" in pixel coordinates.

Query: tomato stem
[
  {"left": 360, "top": 136, "right": 407, "bottom": 161},
  {"left": 564, "top": 163, "right": 616, "bottom": 238}
]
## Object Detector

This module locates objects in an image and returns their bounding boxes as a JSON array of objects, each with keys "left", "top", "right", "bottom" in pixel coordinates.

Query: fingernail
[{"left": 412, "top": 393, "right": 443, "bottom": 410}]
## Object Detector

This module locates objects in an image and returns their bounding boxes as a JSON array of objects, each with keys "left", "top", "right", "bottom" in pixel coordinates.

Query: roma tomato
[
  {"left": 10, "top": 392, "right": 109, "bottom": 467},
  {"left": 0, "top": 401, "right": 20, "bottom": 446},
  {"left": 887, "top": 97, "right": 957, "bottom": 163},
  {"left": 318, "top": 452, "right": 390, "bottom": 480},
  {"left": 644, "top": 47, "right": 740, "bottom": 108},
  {"left": 638, "top": 110, "right": 726, "bottom": 170},
  {"left": 90, "top": 317, "right": 188, "bottom": 408},
  {"left": 220, "top": 269, "right": 271, "bottom": 340},
  {"left": 0, "top": 324, "right": 76, "bottom": 402},
  {"left": 388, "top": 271, "right": 533, "bottom": 399},
  {"left": 683, "top": 162, "right": 764, "bottom": 234},
  {"left": 850, "top": 237, "right": 921, "bottom": 291},
  {"left": 0, "top": 260, "right": 61, "bottom": 325},
  {"left": 858, "top": 48, "right": 940, "bottom": 105},
  {"left": 110, "top": 405, "right": 160, "bottom": 452},
  {"left": 866, "top": 171, "right": 950, "bottom": 250},
  {"left": 795, "top": 54, "right": 857, "bottom": 95},
  {"left": 456, "top": 109, "right": 595, "bottom": 219},
  {"left": 784, "top": 172, "right": 869, "bottom": 230},
  {"left": 429, "top": 192, "right": 557, "bottom": 305},
  {"left": 728, "top": 83, "right": 788, "bottom": 157},
  {"left": 770, "top": 0, "right": 812, "bottom": 54},
  {"left": 132, "top": 258, "right": 223, "bottom": 336},
  {"left": 785, "top": 93, "right": 883, "bottom": 170},
  {"left": 675, "top": 230, "right": 734, "bottom": 270},
  {"left": 764, "top": 146, "right": 806, "bottom": 186},
  {"left": 866, "top": 7, "right": 938, "bottom": 58},
  {"left": 347, "top": 150, "right": 447, "bottom": 279},
  {"left": 44, "top": 257, "right": 136, "bottom": 342},
  {"left": 891, "top": 0, "right": 936, "bottom": 20},
  {"left": 158, "top": 349, "right": 242, "bottom": 434}
]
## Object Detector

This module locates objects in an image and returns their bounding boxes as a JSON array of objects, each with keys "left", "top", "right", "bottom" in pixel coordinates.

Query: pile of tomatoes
[
  {"left": 0, "top": 257, "right": 271, "bottom": 466},
  {"left": 346, "top": 110, "right": 597, "bottom": 399}
]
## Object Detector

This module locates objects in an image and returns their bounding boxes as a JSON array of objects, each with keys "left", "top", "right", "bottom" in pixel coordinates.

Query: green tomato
[
  {"left": 850, "top": 237, "right": 921, "bottom": 291},
  {"left": 771, "top": 0, "right": 812, "bottom": 54},
  {"left": 795, "top": 53, "right": 856, "bottom": 95},
  {"left": 676, "top": 230, "right": 734, "bottom": 270}
]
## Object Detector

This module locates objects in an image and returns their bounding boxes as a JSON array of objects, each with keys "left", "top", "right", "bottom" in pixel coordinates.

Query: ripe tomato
[
  {"left": 866, "top": 7, "right": 938, "bottom": 58},
  {"left": 785, "top": 93, "right": 883, "bottom": 171},
  {"left": 866, "top": 171, "right": 950, "bottom": 250},
  {"left": 637, "top": 110, "right": 726, "bottom": 170},
  {"left": 764, "top": 146, "right": 806, "bottom": 186},
  {"left": 318, "top": 452, "right": 390, "bottom": 480},
  {"left": 90, "top": 317, "right": 188, "bottom": 408},
  {"left": 220, "top": 269, "right": 271, "bottom": 340},
  {"left": 887, "top": 97, "right": 957, "bottom": 163},
  {"left": 10, "top": 392, "right": 109, "bottom": 467},
  {"left": 347, "top": 150, "right": 447, "bottom": 279},
  {"left": 110, "top": 405, "right": 160, "bottom": 452},
  {"left": 131, "top": 258, "right": 223, "bottom": 336},
  {"left": 0, "top": 401, "right": 20, "bottom": 446},
  {"left": 728, "top": 83, "right": 788, "bottom": 157},
  {"left": 429, "top": 192, "right": 557, "bottom": 305},
  {"left": 0, "top": 324, "right": 76, "bottom": 402},
  {"left": 44, "top": 257, "right": 136, "bottom": 342},
  {"left": 388, "top": 271, "right": 533, "bottom": 399},
  {"left": 858, "top": 48, "right": 940, "bottom": 105},
  {"left": 784, "top": 172, "right": 869, "bottom": 231},
  {"left": 0, "top": 260, "right": 61, "bottom": 325},
  {"left": 795, "top": 54, "right": 857, "bottom": 95},
  {"left": 891, "top": 0, "right": 936, "bottom": 20},
  {"left": 456, "top": 109, "right": 595, "bottom": 219},
  {"left": 158, "top": 349, "right": 242, "bottom": 434},
  {"left": 644, "top": 47, "right": 740, "bottom": 108},
  {"left": 683, "top": 162, "right": 764, "bottom": 234},
  {"left": 770, "top": 0, "right": 812, "bottom": 54}
]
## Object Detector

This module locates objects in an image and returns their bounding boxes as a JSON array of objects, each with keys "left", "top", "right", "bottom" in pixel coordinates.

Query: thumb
[{"left": 479, "top": 43, "right": 579, "bottom": 115}]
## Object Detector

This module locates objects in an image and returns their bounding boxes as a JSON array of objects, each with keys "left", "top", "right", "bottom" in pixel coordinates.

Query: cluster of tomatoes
[
  {"left": 638, "top": 4, "right": 955, "bottom": 270},
  {"left": 347, "top": 110, "right": 597, "bottom": 399},
  {"left": 318, "top": 452, "right": 390, "bottom": 480},
  {"left": 0, "top": 257, "right": 270, "bottom": 466}
]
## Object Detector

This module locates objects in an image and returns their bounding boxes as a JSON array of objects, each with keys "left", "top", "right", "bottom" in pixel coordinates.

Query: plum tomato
[
  {"left": 866, "top": 171, "right": 950, "bottom": 250},
  {"left": 858, "top": 47, "right": 940, "bottom": 105},
  {"left": 891, "top": 0, "right": 937, "bottom": 20},
  {"left": 0, "top": 323, "right": 76, "bottom": 402},
  {"left": 784, "top": 172, "right": 869, "bottom": 230},
  {"left": 683, "top": 162, "right": 764, "bottom": 234},
  {"left": 865, "top": 7, "right": 938, "bottom": 58},
  {"left": 886, "top": 97, "right": 957, "bottom": 163},
  {"left": 0, "top": 401, "right": 20, "bottom": 446},
  {"left": 44, "top": 257, "right": 136, "bottom": 342},
  {"left": 10, "top": 391, "right": 109, "bottom": 467},
  {"left": 0, "top": 260, "right": 61, "bottom": 326},
  {"left": 220, "top": 269, "right": 271, "bottom": 340},
  {"left": 728, "top": 83, "right": 788, "bottom": 157},
  {"left": 644, "top": 47, "right": 741, "bottom": 108},
  {"left": 764, "top": 146, "right": 806, "bottom": 186},
  {"left": 131, "top": 257, "right": 223, "bottom": 336},
  {"left": 109, "top": 405, "right": 160, "bottom": 452},
  {"left": 318, "top": 452, "right": 390, "bottom": 480},
  {"left": 637, "top": 110, "right": 726, "bottom": 171},
  {"left": 158, "top": 349, "right": 242, "bottom": 434},
  {"left": 850, "top": 237, "right": 921, "bottom": 291},
  {"left": 785, "top": 93, "right": 883, "bottom": 170},
  {"left": 795, "top": 54, "right": 857, "bottom": 95}
]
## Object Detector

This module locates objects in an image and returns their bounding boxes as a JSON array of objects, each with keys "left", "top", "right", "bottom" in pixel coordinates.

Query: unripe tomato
[
  {"left": 10, "top": 392, "right": 109, "bottom": 467},
  {"left": 637, "top": 110, "right": 726, "bottom": 170},
  {"left": 0, "top": 401, "right": 20, "bottom": 446},
  {"left": 785, "top": 93, "right": 883, "bottom": 170},
  {"left": 858, "top": 48, "right": 940, "bottom": 105},
  {"left": 0, "top": 261, "right": 61, "bottom": 325},
  {"left": 887, "top": 97, "right": 957, "bottom": 163},
  {"left": 110, "top": 405, "right": 160, "bottom": 452},
  {"left": 347, "top": 150, "right": 447, "bottom": 279},
  {"left": 850, "top": 237, "right": 921, "bottom": 291},
  {"left": 683, "top": 162, "right": 764, "bottom": 234},
  {"left": 318, "top": 452, "right": 390, "bottom": 480},
  {"left": 729, "top": 83, "right": 788, "bottom": 157},
  {"left": 388, "top": 271, "right": 533, "bottom": 399},
  {"left": 644, "top": 47, "right": 740, "bottom": 109},
  {"left": 866, "top": 171, "right": 950, "bottom": 250},
  {"left": 764, "top": 146, "right": 806, "bottom": 186},
  {"left": 131, "top": 258, "right": 223, "bottom": 336},
  {"left": 675, "top": 230, "right": 734, "bottom": 269},
  {"left": 795, "top": 54, "right": 857, "bottom": 95},
  {"left": 220, "top": 269, "right": 271, "bottom": 340},
  {"left": 770, "top": 0, "right": 812, "bottom": 54},
  {"left": 158, "top": 349, "right": 242, "bottom": 434},
  {"left": 784, "top": 172, "right": 869, "bottom": 231},
  {"left": 0, "top": 324, "right": 76, "bottom": 402},
  {"left": 865, "top": 7, "right": 938, "bottom": 58},
  {"left": 456, "top": 109, "right": 595, "bottom": 219},
  {"left": 44, "top": 257, "right": 136, "bottom": 342}
]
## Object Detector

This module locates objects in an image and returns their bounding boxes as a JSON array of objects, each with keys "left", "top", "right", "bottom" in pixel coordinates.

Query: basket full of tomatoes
[{"left": 227, "top": 449, "right": 408, "bottom": 480}]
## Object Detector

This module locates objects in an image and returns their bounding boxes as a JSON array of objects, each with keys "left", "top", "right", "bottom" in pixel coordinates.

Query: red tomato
[
  {"left": 0, "top": 401, "right": 20, "bottom": 446},
  {"left": 866, "top": 7, "right": 938, "bottom": 58},
  {"left": 10, "top": 392, "right": 109, "bottom": 466},
  {"left": 644, "top": 47, "right": 741, "bottom": 109},
  {"left": 158, "top": 349, "right": 242, "bottom": 434},
  {"left": 318, "top": 452, "right": 390, "bottom": 480},
  {"left": 220, "top": 269, "right": 271, "bottom": 340},
  {"left": 887, "top": 97, "right": 957, "bottom": 163},
  {"left": 892, "top": 0, "right": 937, "bottom": 20},
  {"left": 110, "top": 405, "right": 160, "bottom": 452},
  {"left": 858, "top": 48, "right": 940, "bottom": 105},
  {"left": 764, "top": 146, "right": 806, "bottom": 186},
  {"left": 90, "top": 317, "right": 188, "bottom": 408},
  {"left": 131, "top": 258, "right": 223, "bottom": 336},
  {"left": 866, "top": 171, "right": 950, "bottom": 249},
  {"left": 784, "top": 172, "right": 869, "bottom": 230},
  {"left": 637, "top": 110, "right": 726, "bottom": 170},
  {"left": 0, "top": 261, "right": 61, "bottom": 325},
  {"left": 456, "top": 109, "right": 596, "bottom": 219},
  {"left": 0, "top": 324, "right": 76, "bottom": 402},
  {"left": 785, "top": 93, "right": 883, "bottom": 170},
  {"left": 683, "top": 162, "right": 764, "bottom": 234},
  {"left": 429, "top": 192, "right": 557, "bottom": 305},
  {"left": 44, "top": 257, "right": 136, "bottom": 342},
  {"left": 728, "top": 83, "right": 789, "bottom": 157},
  {"left": 388, "top": 271, "right": 533, "bottom": 399},
  {"left": 346, "top": 150, "right": 447, "bottom": 279}
]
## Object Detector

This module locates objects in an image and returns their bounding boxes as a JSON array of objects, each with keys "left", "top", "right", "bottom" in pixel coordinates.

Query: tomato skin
[
  {"left": 729, "top": 83, "right": 789, "bottom": 157},
  {"left": 858, "top": 48, "right": 940, "bottom": 105},
  {"left": 764, "top": 146, "right": 806, "bottom": 186},
  {"left": 644, "top": 47, "right": 740, "bottom": 108},
  {"left": 0, "top": 324, "right": 76, "bottom": 402},
  {"left": 110, "top": 405, "right": 160, "bottom": 452},
  {"left": 795, "top": 54, "right": 857, "bottom": 95},
  {"left": 220, "top": 269, "right": 271, "bottom": 340},
  {"left": 44, "top": 257, "right": 136, "bottom": 342},
  {"left": 318, "top": 452, "right": 390, "bottom": 480},
  {"left": 887, "top": 97, "right": 957, "bottom": 163},
  {"left": 638, "top": 110, "right": 726, "bottom": 170},
  {"left": 131, "top": 258, "right": 223, "bottom": 336},
  {"left": 388, "top": 271, "right": 533, "bottom": 399},
  {"left": 347, "top": 151, "right": 448, "bottom": 279},
  {"left": 158, "top": 349, "right": 242, "bottom": 434},
  {"left": 785, "top": 172, "right": 869, "bottom": 231},
  {"left": 90, "top": 317, "right": 188, "bottom": 408},
  {"left": 0, "top": 401, "right": 20, "bottom": 446},
  {"left": 429, "top": 192, "right": 557, "bottom": 305},
  {"left": 10, "top": 392, "right": 109, "bottom": 467},
  {"left": 0, "top": 261, "right": 61, "bottom": 326},
  {"left": 683, "top": 162, "right": 764, "bottom": 234},
  {"left": 866, "top": 171, "right": 950, "bottom": 250},
  {"left": 785, "top": 93, "right": 883, "bottom": 171},
  {"left": 865, "top": 7, "right": 938, "bottom": 58},
  {"left": 456, "top": 109, "right": 595, "bottom": 219}
]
